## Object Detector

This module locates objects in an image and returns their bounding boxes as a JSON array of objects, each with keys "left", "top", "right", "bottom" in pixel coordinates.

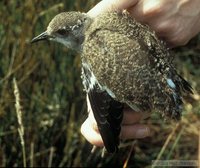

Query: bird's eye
[{"left": 56, "top": 29, "right": 68, "bottom": 36}]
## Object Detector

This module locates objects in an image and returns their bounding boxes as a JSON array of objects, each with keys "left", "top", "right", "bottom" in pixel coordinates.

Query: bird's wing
[
  {"left": 81, "top": 63, "right": 124, "bottom": 153},
  {"left": 83, "top": 11, "right": 193, "bottom": 123},
  {"left": 82, "top": 28, "right": 150, "bottom": 153},
  {"left": 83, "top": 28, "right": 154, "bottom": 111}
]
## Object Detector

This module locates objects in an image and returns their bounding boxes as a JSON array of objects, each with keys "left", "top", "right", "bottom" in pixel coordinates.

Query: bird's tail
[
  {"left": 177, "top": 74, "right": 193, "bottom": 94},
  {"left": 164, "top": 72, "right": 193, "bottom": 120}
]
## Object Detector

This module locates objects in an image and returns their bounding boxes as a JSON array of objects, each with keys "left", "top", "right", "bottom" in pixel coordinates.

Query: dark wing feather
[
  {"left": 88, "top": 84, "right": 124, "bottom": 153},
  {"left": 81, "top": 63, "right": 124, "bottom": 153}
]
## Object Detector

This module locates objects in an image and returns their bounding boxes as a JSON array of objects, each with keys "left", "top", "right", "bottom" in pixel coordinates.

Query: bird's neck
[{"left": 77, "top": 16, "right": 93, "bottom": 51}]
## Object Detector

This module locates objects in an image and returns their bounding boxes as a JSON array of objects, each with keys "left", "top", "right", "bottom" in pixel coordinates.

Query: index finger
[{"left": 88, "top": 0, "right": 139, "bottom": 18}]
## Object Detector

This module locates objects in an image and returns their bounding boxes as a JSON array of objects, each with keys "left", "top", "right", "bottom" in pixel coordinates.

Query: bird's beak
[{"left": 31, "top": 31, "right": 51, "bottom": 43}]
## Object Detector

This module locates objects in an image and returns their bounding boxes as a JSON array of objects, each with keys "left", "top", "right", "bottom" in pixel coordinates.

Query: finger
[
  {"left": 120, "top": 124, "right": 150, "bottom": 140},
  {"left": 86, "top": 94, "right": 92, "bottom": 114},
  {"left": 87, "top": 0, "right": 139, "bottom": 18},
  {"left": 127, "top": 1, "right": 146, "bottom": 22},
  {"left": 86, "top": 95, "right": 100, "bottom": 132},
  {"left": 122, "top": 109, "right": 143, "bottom": 125},
  {"left": 88, "top": 109, "right": 100, "bottom": 132},
  {"left": 122, "top": 108, "right": 150, "bottom": 125},
  {"left": 128, "top": 0, "right": 164, "bottom": 24},
  {"left": 81, "top": 118, "right": 104, "bottom": 147}
]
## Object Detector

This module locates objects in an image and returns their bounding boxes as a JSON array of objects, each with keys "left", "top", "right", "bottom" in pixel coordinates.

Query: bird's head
[{"left": 31, "top": 12, "right": 92, "bottom": 50}]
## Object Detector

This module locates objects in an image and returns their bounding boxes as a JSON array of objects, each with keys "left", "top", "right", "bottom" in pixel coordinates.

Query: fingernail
[{"left": 136, "top": 127, "right": 150, "bottom": 138}]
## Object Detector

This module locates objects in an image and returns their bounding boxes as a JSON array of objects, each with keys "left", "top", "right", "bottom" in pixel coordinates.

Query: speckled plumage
[
  {"left": 31, "top": 11, "right": 192, "bottom": 153},
  {"left": 82, "top": 11, "right": 192, "bottom": 118}
]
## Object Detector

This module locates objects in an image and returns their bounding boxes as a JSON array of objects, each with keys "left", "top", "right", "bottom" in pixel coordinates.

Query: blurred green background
[{"left": 0, "top": 0, "right": 199, "bottom": 167}]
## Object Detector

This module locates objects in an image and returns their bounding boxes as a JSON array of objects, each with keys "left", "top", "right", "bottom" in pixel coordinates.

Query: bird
[{"left": 31, "top": 10, "right": 192, "bottom": 153}]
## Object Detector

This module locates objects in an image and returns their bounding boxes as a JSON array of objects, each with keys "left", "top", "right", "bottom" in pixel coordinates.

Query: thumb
[{"left": 87, "top": 0, "right": 139, "bottom": 18}]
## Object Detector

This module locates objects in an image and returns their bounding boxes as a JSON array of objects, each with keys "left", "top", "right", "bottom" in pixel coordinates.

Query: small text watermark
[{"left": 152, "top": 160, "right": 198, "bottom": 167}]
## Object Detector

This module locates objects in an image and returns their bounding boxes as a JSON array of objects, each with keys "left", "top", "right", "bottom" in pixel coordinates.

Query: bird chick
[{"left": 31, "top": 11, "right": 192, "bottom": 153}]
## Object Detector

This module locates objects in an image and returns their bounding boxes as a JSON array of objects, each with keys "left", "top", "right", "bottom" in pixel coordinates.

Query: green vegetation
[{"left": 0, "top": 0, "right": 199, "bottom": 167}]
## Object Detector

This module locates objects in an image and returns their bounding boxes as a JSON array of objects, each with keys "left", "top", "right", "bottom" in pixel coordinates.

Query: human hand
[
  {"left": 88, "top": 0, "right": 200, "bottom": 47},
  {"left": 81, "top": 96, "right": 150, "bottom": 147},
  {"left": 81, "top": 0, "right": 200, "bottom": 148}
]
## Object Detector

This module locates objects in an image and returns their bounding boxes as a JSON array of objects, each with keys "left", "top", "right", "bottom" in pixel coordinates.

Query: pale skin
[{"left": 81, "top": 0, "right": 200, "bottom": 147}]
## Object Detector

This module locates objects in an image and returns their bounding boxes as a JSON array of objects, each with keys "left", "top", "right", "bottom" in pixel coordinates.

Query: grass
[
  {"left": 13, "top": 78, "right": 26, "bottom": 167},
  {"left": 0, "top": 0, "right": 200, "bottom": 167}
]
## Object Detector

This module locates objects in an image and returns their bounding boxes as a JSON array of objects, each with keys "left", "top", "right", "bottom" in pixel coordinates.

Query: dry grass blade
[
  {"left": 39, "top": 3, "right": 64, "bottom": 17},
  {"left": 30, "top": 142, "right": 34, "bottom": 167},
  {"left": 48, "top": 147, "right": 55, "bottom": 168},
  {"left": 198, "top": 128, "right": 200, "bottom": 168},
  {"left": 123, "top": 141, "right": 136, "bottom": 168},
  {"left": 0, "top": 59, "right": 29, "bottom": 84},
  {"left": 166, "top": 126, "right": 185, "bottom": 160},
  {"left": 152, "top": 123, "right": 180, "bottom": 168},
  {"left": 13, "top": 78, "right": 26, "bottom": 167},
  {"left": 27, "top": 148, "right": 54, "bottom": 161}
]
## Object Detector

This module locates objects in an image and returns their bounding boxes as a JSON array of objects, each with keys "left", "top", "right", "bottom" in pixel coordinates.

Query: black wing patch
[
  {"left": 82, "top": 63, "right": 124, "bottom": 153},
  {"left": 88, "top": 84, "right": 124, "bottom": 153}
]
